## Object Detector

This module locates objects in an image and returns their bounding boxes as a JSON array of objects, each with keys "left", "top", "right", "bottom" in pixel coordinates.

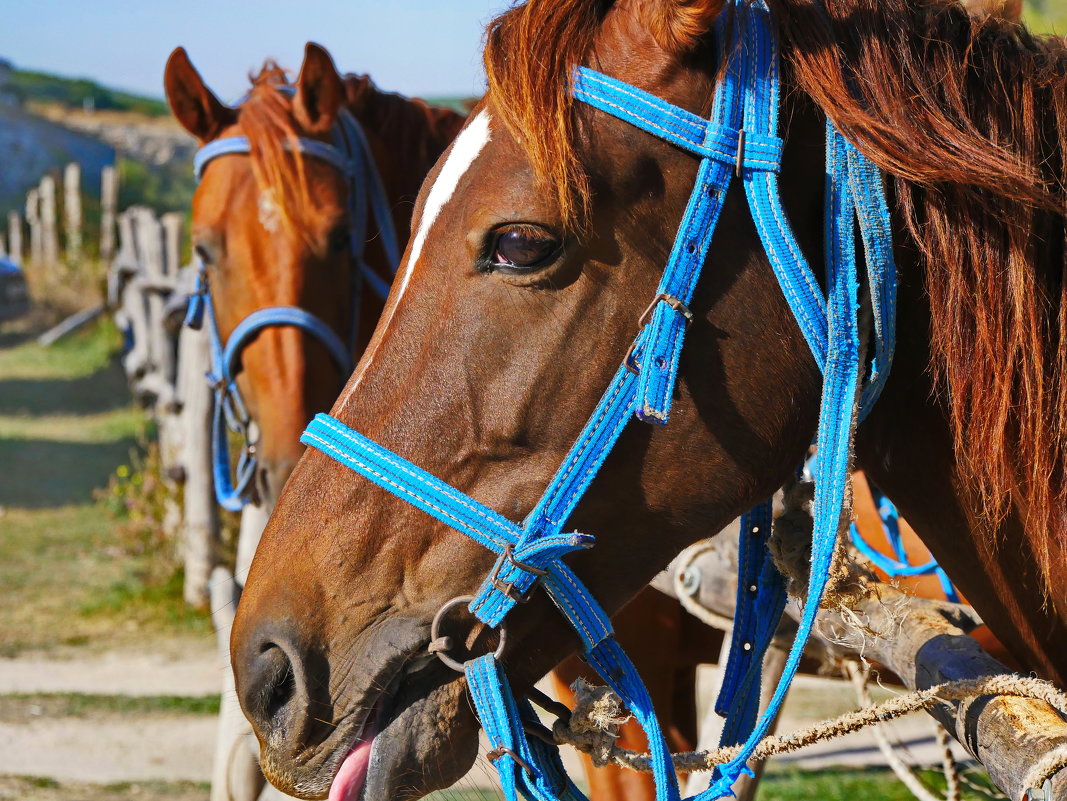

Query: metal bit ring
[{"left": 428, "top": 595, "right": 508, "bottom": 673}]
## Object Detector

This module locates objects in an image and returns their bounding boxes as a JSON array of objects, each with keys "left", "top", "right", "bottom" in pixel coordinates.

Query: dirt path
[
  {"left": 0, "top": 647, "right": 972, "bottom": 793},
  {"left": 0, "top": 646, "right": 219, "bottom": 697}
]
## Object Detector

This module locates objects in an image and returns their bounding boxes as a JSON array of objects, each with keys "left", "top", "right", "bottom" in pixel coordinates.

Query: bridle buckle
[
  {"left": 489, "top": 544, "right": 548, "bottom": 604},
  {"left": 625, "top": 293, "right": 693, "bottom": 374}
]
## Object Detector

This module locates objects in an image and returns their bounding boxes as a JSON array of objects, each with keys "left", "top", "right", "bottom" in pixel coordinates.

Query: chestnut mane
[{"left": 484, "top": 0, "right": 1067, "bottom": 583}]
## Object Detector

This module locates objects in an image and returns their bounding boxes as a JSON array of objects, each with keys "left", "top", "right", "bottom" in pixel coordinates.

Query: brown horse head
[
  {"left": 164, "top": 44, "right": 464, "bottom": 506},
  {"left": 231, "top": 2, "right": 823, "bottom": 797},
  {"left": 232, "top": 0, "right": 1067, "bottom": 798}
]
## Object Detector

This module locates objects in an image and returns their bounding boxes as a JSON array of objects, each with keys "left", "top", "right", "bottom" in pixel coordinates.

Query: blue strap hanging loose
[{"left": 301, "top": 1, "right": 899, "bottom": 798}]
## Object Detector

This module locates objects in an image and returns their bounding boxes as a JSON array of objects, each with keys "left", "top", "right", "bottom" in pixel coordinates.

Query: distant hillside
[
  {"left": 0, "top": 63, "right": 196, "bottom": 220},
  {"left": 6, "top": 68, "right": 169, "bottom": 118},
  {"left": 0, "top": 104, "right": 116, "bottom": 214}
]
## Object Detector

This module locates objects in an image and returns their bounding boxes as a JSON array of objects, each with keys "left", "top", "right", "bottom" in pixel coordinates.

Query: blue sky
[{"left": 2, "top": 1, "right": 513, "bottom": 102}]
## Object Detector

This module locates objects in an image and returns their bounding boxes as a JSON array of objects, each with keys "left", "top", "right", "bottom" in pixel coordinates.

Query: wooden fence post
[
  {"left": 161, "top": 212, "right": 184, "bottom": 276},
  {"left": 26, "top": 189, "right": 41, "bottom": 267},
  {"left": 63, "top": 163, "right": 82, "bottom": 264},
  {"left": 117, "top": 210, "right": 151, "bottom": 387},
  {"left": 178, "top": 316, "right": 219, "bottom": 610},
  {"left": 100, "top": 165, "right": 118, "bottom": 264},
  {"left": 7, "top": 211, "right": 22, "bottom": 266},
  {"left": 134, "top": 207, "right": 184, "bottom": 540},
  {"left": 659, "top": 535, "right": 1067, "bottom": 801},
  {"left": 39, "top": 175, "right": 58, "bottom": 276},
  {"left": 133, "top": 207, "right": 177, "bottom": 409}
]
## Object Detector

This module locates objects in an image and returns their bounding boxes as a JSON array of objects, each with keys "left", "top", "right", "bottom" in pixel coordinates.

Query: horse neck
[{"left": 854, "top": 217, "right": 1067, "bottom": 688}]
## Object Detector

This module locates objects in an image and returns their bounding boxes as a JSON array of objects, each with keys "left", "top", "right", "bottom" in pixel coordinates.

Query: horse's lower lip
[{"left": 328, "top": 704, "right": 380, "bottom": 801}]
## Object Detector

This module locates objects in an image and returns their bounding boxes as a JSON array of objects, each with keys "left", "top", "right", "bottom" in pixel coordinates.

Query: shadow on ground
[
  {"left": 0, "top": 436, "right": 137, "bottom": 508},
  {"left": 0, "top": 361, "right": 131, "bottom": 416}
]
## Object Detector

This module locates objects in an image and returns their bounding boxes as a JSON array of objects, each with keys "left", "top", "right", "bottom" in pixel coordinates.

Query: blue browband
[
  {"left": 186, "top": 92, "right": 400, "bottom": 510},
  {"left": 303, "top": 2, "right": 897, "bottom": 799}
]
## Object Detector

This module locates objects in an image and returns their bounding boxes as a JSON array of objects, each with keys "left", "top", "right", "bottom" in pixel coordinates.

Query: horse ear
[
  {"left": 293, "top": 42, "right": 344, "bottom": 135},
  {"left": 164, "top": 47, "right": 235, "bottom": 142},
  {"left": 639, "top": 0, "right": 726, "bottom": 52}
]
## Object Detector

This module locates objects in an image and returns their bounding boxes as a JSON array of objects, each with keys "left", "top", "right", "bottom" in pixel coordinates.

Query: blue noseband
[
  {"left": 303, "top": 3, "right": 898, "bottom": 799},
  {"left": 186, "top": 90, "right": 400, "bottom": 510}
]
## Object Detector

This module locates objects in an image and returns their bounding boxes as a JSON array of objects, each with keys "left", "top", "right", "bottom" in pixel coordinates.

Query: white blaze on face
[
  {"left": 340, "top": 111, "right": 492, "bottom": 402},
  {"left": 258, "top": 189, "right": 282, "bottom": 233},
  {"left": 406, "top": 110, "right": 492, "bottom": 279}
]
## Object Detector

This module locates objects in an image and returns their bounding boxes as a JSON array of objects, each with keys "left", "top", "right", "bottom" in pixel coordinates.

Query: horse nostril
[
  {"left": 265, "top": 648, "right": 297, "bottom": 722},
  {"left": 242, "top": 640, "right": 302, "bottom": 731}
]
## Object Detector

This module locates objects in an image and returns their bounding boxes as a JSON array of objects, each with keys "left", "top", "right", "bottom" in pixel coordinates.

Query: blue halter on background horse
[
  {"left": 850, "top": 487, "right": 959, "bottom": 602},
  {"left": 302, "top": 2, "right": 897, "bottom": 799},
  {"left": 185, "top": 87, "right": 400, "bottom": 510}
]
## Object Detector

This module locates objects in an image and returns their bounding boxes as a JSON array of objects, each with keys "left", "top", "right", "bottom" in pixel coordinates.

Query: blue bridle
[
  {"left": 302, "top": 2, "right": 897, "bottom": 799},
  {"left": 185, "top": 90, "right": 400, "bottom": 511}
]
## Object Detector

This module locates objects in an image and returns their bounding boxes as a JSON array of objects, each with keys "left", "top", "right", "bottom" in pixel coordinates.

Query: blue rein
[
  {"left": 186, "top": 92, "right": 400, "bottom": 510},
  {"left": 303, "top": 3, "right": 898, "bottom": 799}
]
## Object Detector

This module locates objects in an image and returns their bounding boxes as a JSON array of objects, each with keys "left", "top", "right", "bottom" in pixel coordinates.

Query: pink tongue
[{"left": 328, "top": 720, "right": 378, "bottom": 801}]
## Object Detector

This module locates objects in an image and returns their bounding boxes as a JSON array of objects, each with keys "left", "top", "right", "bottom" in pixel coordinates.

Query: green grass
[
  {"left": 759, "top": 765, "right": 1003, "bottom": 801},
  {"left": 1025, "top": 0, "right": 1067, "bottom": 33},
  {"left": 0, "top": 318, "right": 210, "bottom": 654},
  {"left": 0, "top": 775, "right": 209, "bottom": 801},
  {"left": 422, "top": 767, "right": 1004, "bottom": 801},
  {"left": 0, "top": 319, "right": 123, "bottom": 380},
  {"left": 0, "top": 692, "right": 220, "bottom": 721}
]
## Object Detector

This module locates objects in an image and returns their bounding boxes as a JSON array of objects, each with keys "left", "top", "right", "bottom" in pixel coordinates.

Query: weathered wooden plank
[
  {"left": 177, "top": 310, "right": 218, "bottom": 610},
  {"left": 7, "top": 211, "right": 22, "bottom": 266},
  {"left": 39, "top": 175, "right": 58, "bottom": 275},
  {"left": 116, "top": 211, "right": 151, "bottom": 389},
  {"left": 810, "top": 586, "right": 1067, "bottom": 801},
  {"left": 36, "top": 305, "right": 105, "bottom": 347},
  {"left": 26, "top": 189, "right": 41, "bottom": 267}
]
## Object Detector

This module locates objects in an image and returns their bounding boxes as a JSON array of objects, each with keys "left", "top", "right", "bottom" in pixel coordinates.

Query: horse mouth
[
  {"left": 326, "top": 650, "right": 442, "bottom": 801},
  {"left": 327, "top": 701, "right": 380, "bottom": 801}
]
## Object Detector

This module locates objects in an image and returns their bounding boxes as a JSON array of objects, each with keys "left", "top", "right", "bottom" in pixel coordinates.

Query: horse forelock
[
  {"left": 484, "top": 0, "right": 611, "bottom": 230},
  {"left": 484, "top": 0, "right": 1067, "bottom": 591},
  {"left": 228, "top": 62, "right": 336, "bottom": 249}
]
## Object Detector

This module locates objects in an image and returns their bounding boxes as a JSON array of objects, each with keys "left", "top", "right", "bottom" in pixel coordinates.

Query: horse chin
[{"left": 360, "top": 666, "right": 480, "bottom": 801}]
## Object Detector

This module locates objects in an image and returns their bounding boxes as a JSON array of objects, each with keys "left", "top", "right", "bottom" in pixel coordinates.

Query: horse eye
[
  {"left": 195, "top": 244, "right": 215, "bottom": 266},
  {"left": 489, "top": 225, "right": 561, "bottom": 272}
]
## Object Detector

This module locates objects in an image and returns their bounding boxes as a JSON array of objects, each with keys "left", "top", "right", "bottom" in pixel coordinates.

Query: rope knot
[{"left": 552, "top": 679, "right": 631, "bottom": 768}]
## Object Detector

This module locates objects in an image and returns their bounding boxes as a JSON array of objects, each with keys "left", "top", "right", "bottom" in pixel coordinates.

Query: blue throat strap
[
  {"left": 187, "top": 93, "right": 401, "bottom": 509},
  {"left": 302, "top": 2, "right": 898, "bottom": 799}
]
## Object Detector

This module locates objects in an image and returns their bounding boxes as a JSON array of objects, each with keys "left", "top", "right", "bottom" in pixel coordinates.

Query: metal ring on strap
[{"left": 427, "top": 595, "right": 508, "bottom": 673}]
